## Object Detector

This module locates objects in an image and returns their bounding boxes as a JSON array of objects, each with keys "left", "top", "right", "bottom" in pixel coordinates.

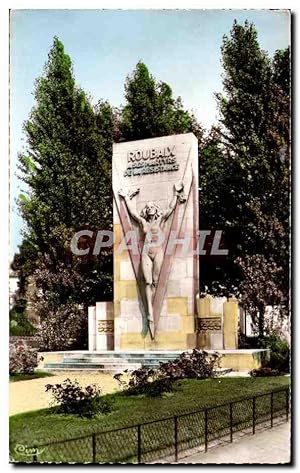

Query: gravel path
[{"left": 9, "top": 372, "right": 121, "bottom": 416}]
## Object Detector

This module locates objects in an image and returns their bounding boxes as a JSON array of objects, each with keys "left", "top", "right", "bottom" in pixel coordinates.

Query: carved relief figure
[{"left": 119, "top": 183, "right": 185, "bottom": 337}]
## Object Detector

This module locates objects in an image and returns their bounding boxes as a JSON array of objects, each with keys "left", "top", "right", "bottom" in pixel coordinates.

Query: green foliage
[
  {"left": 37, "top": 302, "right": 87, "bottom": 351},
  {"left": 120, "top": 61, "right": 202, "bottom": 141},
  {"left": 141, "top": 377, "right": 175, "bottom": 398},
  {"left": 9, "top": 300, "right": 37, "bottom": 336},
  {"left": 16, "top": 37, "right": 114, "bottom": 347},
  {"left": 236, "top": 256, "right": 285, "bottom": 336},
  {"left": 249, "top": 368, "right": 280, "bottom": 377},
  {"left": 217, "top": 21, "right": 273, "bottom": 152},
  {"left": 18, "top": 37, "right": 113, "bottom": 291},
  {"left": 10, "top": 371, "right": 54, "bottom": 382},
  {"left": 114, "top": 350, "right": 221, "bottom": 397},
  {"left": 260, "top": 334, "right": 290, "bottom": 374},
  {"left": 200, "top": 21, "right": 290, "bottom": 334},
  {"left": 11, "top": 238, "right": 39, "bottom": 297},
  {"left": 239, "top": 333, "right": 290, "bottom": 374},
  {"left": 217, "top": 20, "right": 290, "bottom": 271},
  {"left": 158, "top": 349, "right": 221, "bottom": 379},
  {"left": 9, "top": 312, "right": 37, "bottom": 336},
  {"left": 45, "top": 378, "right": 113, "bottom": 418},
  {"left": 114, "top": 369, "right": 174, "bottom": 398},
  {"left": 199, "top": 127, "right": 242, "bottom": 294},
  {"left": 10, "top": 377, "right": 289, "bottom": 458}
]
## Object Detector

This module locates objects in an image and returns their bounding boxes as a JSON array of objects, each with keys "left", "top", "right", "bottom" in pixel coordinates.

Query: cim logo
[{"left": 14, "top": 444, "right": 45, "bottom": 457}]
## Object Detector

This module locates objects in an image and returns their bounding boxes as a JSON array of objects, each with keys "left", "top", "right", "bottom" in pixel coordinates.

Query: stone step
[
  {"left": 44, "top": 360, "right": 173, "bottom": 372},
  {"left": 43, "top": 351, "right": 201, "bottom": 373},
  {"left": 43, "top": 367, "right": 138, "bottom": 373},
  {"left": 62, "top": 357, "right": 141, "bottom": 363},
  {"left": 44, "top": 364, "right": 232, "bottom": 377},
  {"left": 65, "top": 353, "right": 181, "bottom": 359},
  {"left": 62, "top": 357, "right": 177, "bottom": 364},
  {"left": 41, "top": 349, "right": 268, "bottom": 373},
  {"left": 214, "top": 368, "right": 232, "bottom": 375},
  {"left": 44, "top": 362, "right": 142, "bottom": 370}
]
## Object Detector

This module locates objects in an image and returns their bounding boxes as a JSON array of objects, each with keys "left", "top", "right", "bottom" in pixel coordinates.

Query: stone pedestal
[
  {"left": 88, "top": 302, "right": 114, "bottom": 351},
  {"left": 223, "top": 298, "right": 239, "bottom": 349},
  {"left": 196, "top": 294, "right": 239, "bottom": 350},
  {"left": 88, "top": 306, "right": 96, "bottom": 351}
]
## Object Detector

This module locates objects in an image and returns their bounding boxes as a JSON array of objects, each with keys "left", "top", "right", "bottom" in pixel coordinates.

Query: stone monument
[
  {"left": 113, "top": 133, "right": 199, "bottom": 350},
  {"left": 81, "top": 132, "right": 267, "bottom": 372}
]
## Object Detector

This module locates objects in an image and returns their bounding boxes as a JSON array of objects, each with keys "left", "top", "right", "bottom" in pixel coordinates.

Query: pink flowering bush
[
  {"left": 45, "top": 378, "right": 113, "bottom": 418},
  {"left": 9, "top": 340, "right": 39, "bottom": 374}
]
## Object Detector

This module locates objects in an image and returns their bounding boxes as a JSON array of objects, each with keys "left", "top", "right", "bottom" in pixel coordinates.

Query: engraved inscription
[{"left": 124, "top": 145, "right": 179, "bottom": 177}]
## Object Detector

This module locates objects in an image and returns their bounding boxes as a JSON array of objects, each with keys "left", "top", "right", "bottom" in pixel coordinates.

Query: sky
[{"left": 9, "top": 9, "right": 291, "bottom": 258}]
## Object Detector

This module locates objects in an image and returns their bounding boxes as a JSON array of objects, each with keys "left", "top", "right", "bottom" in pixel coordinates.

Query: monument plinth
[{"left": 113, "top": 133, "right": 199, "bottom": 350}]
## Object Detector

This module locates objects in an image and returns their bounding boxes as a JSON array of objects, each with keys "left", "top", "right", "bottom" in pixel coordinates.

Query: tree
[
  {"left": 236, "top": 255, "right": 285, "bottom": 337},
  {"left": 11, "top": 236, "right": 39, "bottom": 298},
  {"left": 120, "top": 61, "right": 203, "bottom": 142},
  {"left": 206, "top": 22, "right": 289, "bottom": 331},
  {"left": 16, "top": 37, "right": 114, "bottom": 348},
  {"left": 215, "top": 20, "right": 275, "bottom": 259},
  {"left": 31, "top": 257, "right": 87, "bottom": 349},
  {"left": 201, "top": 21, "right": 290, "bottom": 334},
  {"left": 216, "top": 22, "right": 289, "bottom": 262},
  {"left": 199, "top": 127, "right": 242, "bottom": 295}
]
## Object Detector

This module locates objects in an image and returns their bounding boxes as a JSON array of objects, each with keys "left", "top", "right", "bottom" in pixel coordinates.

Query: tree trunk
[{"left": 258, "top": 306, "right": 265, "bottom": 338}]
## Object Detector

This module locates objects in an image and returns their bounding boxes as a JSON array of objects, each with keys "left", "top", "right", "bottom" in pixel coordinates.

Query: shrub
[
  {"left": 115, "top": 368, "right": 174, "bottom": 397},
  {"left": 125, "top": 367, "right": 156, "bottom": 395},
  {"left": 9, "top": 318, "right": 37, "bottom": 336},
  {"left": 9, "top": 340, "right": 39, "bottom": 375},
  {"left": 239, "top": 333, "right": 290, "bottom": 374},
  {"left": 45, "top": 378, "right": 113, "bottom": 418},
  {"left": 31, "top": 261, "right": 89, "bottom": 350},
  {"left": 9, "top": 306, "right": 37, "bottom": 336},
  {"left": 263, "top": 335, "right": 290, "bottom": 374},
  {"left": 144, "top": 377, "right": 175, "bottom": 397},
  {"left": 159, "top": 349, "right": 221, "bottom": 380},
  {"left": 238, "top": 334, "right": 260, "bottom": 349},
  {"left": 37, "top": 303, "right": 87, "bottom": 351},
  {"left": 114, "top": 349, "right": 221, "bottom": 397},
  {"left": 249, "top": 367, "right": 280, "bottom": 377}
]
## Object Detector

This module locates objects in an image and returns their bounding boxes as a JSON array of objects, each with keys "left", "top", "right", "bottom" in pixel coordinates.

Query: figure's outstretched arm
[
  {"left": 162, "top": 182, "right": 185, "bottom": 221},
  {"left": 118, "top": 188, "right": 143, "bottom": 225}
]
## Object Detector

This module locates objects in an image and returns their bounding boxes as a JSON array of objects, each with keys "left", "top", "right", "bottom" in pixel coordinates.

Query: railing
[{"left": 27, "top": 386, "right": 289, "bottom": 464}]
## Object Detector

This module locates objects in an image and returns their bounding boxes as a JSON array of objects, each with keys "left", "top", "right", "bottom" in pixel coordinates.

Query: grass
[
  {"left": 10, "top": 376, "right": 290, "bottom": 463},
  {"left": 9, "top": 370, "right": 54, "bottom": 383}
]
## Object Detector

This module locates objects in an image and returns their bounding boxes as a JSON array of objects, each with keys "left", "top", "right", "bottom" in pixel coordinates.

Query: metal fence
[{"left": 27, "top": 386, "right": 289, "bottom": 464}]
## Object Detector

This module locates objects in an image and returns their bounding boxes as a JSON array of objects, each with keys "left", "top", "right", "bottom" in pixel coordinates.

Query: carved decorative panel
[
  {"left": 98, "top": 320, "right": 114, "bottom": 334},
  {"left": 197, "top": 317, "right": 222, "bottom": 332}
]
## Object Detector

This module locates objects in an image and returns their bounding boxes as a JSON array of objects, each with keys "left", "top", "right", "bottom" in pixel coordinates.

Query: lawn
[
  {"left": 9, "top": 371, "right": 54, "bottom": 383},
  {"left": 10, "top": 376, "right": 290, "bottom": 463}
]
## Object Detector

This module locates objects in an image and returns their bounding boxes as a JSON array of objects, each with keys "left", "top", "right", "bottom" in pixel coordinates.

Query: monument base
[{"left": 88, "top": 294, "right": 241, "bottom": 352}]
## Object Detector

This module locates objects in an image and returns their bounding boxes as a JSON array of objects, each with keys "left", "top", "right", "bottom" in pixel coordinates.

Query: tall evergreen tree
[
  {"left": 16, "top": 37, "right": 114, "bottom": 348},
  {"left": 215, "top": 22, "right": 289, "bottom": 262},
  {"left": 201, "top": 21, "right": 290, "bottom": 334},
  {"left": 120, "top": 61, "right": 202, "bottom": 141}
]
